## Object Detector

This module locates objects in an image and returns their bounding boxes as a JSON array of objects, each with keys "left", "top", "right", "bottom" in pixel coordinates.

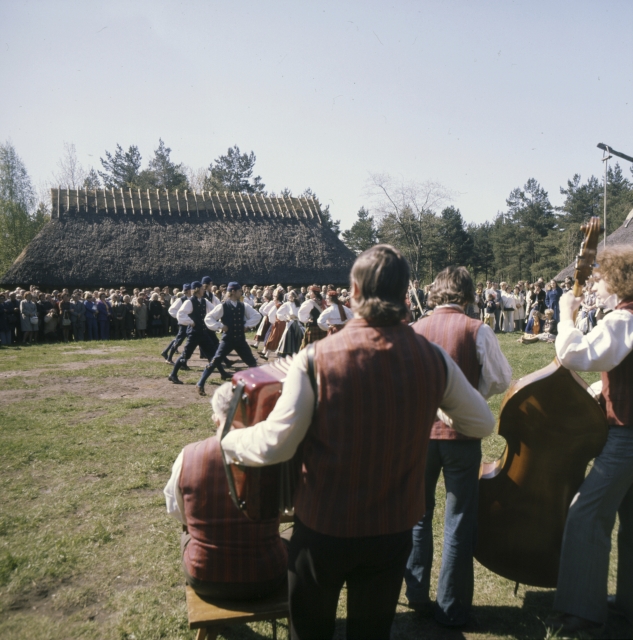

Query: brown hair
[
  {"left": 597, "top": 245, "right": 633, "bottom": 301},
  {"left": 427, "top": 266, "right": 475, "bottom": 307},
  {"left": 350, "top": 244, "right": 409, "bottom": 322}
]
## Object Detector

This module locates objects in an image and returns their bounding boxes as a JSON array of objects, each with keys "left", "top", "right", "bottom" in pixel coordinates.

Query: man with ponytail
[{"left": 221, "top": 245, "right": 495, "bottom": 640}]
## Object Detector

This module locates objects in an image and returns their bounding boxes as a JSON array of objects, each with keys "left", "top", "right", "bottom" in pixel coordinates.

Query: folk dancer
[
  {"left": 276, "top": 291, "right": 305, "bottom": 358},
  {"left": 221, "top": 245, "right": 495, "bottom": 640},
  {"left": 317, "top": 289, "right": 353, "bottom": 334},
  {"left": 261, "top": 290, "right": 286, "bottom": 360},
  {"left": 252, "top": 290, "right": 274, "bottom": 349},
  {"left": 164, "top": 382, "right": 289, "bottom": 599},
  {"left": 161, "top": 284, "right": 191, "bottom": 365},
  {"left": 298, "top": 286, "right": 327, "bottom": 349},
  {"left": 405, "top": 266, "right": 511, "bottom": 627},
  {"left": 546, "top": 245, "right": 633, "bottom": 637},
  {"left": 196, "top": 282, "right": 261, "bottom": 396},
  {"left": 168, "top": 282, "right": 227, "bottom": 385}
]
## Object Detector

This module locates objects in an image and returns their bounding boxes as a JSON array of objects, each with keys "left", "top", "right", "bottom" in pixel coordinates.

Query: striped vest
[
  {"left": 179, "top": 436, "right": 287, "bottom": 583},
  {"left": 294, "top": 318, "right": 447, "bottom": 537},
  {"left": 413, "top": 306, "right": 482, "bottom": 441},
  {"left": 601, "top": 300, "right": 633, "bottom": 426}
]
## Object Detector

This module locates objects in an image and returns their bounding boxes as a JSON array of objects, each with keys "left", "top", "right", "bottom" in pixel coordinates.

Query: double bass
[{"left": 475, "top": 217, "right": 608, "bottom": 587}]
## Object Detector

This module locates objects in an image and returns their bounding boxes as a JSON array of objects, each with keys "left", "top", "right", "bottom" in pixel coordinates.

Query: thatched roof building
[
  {"left": 1, "top": 188, "right": 355, "bottom": 289},
  {"left": 554, "top": 217, "right": 633, "bottom": 281}
]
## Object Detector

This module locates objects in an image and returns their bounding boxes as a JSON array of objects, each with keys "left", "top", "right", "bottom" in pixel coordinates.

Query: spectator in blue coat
[
  {"left": 84, "top": 292, "right": 98, "bottom": 341},
  {"left": 97, "top": 293, "right": 111, "bottom": 340},
  {"left": 545, "top": 279, "right": 564, "bottom": 323}
]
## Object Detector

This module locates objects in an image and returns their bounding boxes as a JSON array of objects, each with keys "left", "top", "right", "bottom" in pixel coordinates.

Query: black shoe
[
  {"left": 164, "top": 358, "right": 174, "bottom": 364},
  {"left": 160, "top": 349, "right": 169, "bottom": 359},
  {"left": 608, "top": 595, "right": 631, "bottom": 623},
  {"left": 196, "top": 385, "right": 206, "bottom": 396},
  {"left": 545, "top": 612, "right": 604, "bottom": 638},
  {"left": 221, "top": 373, "right": 233, "bottom": 381},
  {"left": 260, "top": 354, "right": 268, "bottom": 360},
  {"left": 168, "top": 374, "right": 183, "bottom": 385},
  {"left": 407, "top": 600, "right": 433, "bottom": 617},
  {"left": 180, "top": 363, "right": 190, "bottom": 371},
  {"left": 250, "top": 343, "right": 258, "bottom": 349}
]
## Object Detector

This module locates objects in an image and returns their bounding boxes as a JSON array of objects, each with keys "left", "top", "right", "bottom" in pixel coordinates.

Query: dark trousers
[
  {"left": 212, "top": 334, "right": 257, "bottom": 368},
  {"left": 288, "top": 518, "right": 412, "bottom": 640},
  {"left": 113, "top": 318, "right": 125, "bottom": 340},
  {"left": 86, "top": 318, "right": 98, "bottom": 341},
  {"left": 165, "top": 324, "right": 187, "bottom": 359},
  {"left": 171, "top": 329, "right": 219, "bottom": 378}
]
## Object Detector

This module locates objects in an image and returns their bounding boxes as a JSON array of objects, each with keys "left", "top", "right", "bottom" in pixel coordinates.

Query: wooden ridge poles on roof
[{"left": 50, "top": 188, "right": 325, "bottom": 223}]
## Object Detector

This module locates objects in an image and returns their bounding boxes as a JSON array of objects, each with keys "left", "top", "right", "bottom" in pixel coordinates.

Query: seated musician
[
  {"left": 547, "top": 245, "right": 633, "bottom": 637},
  {"left": 163, "top": 382, "right": 288, "bottom": 600},
  {"left": 221, "top": 245, "right": 495, "bottom": 640}
]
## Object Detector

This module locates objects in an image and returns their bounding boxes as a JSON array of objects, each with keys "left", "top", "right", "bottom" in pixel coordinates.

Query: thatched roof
[
  {"left": 554, "top": 218, "right": 633, "bottom": 281},
  {"left": 1, "top": 188, "right": 355, "bottom": 288}
]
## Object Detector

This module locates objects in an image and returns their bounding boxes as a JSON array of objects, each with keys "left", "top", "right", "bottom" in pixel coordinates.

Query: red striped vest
[
  {"left": 601, "top": 300, "right": 633, "bottom": 426},
  {"left": 294, "top": 318, "right": 446, "bottom": 537},
  {"left": 179, "top": 436, "right": 287, "bottom": 583},
  {"left": 413, "top": 306, "right": 483, "bottom": 440}
]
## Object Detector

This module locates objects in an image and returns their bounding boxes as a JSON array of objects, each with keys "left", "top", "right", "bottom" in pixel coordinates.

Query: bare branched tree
[
  {"left": 52, "top": 142, "right": 88, "bottom": 188},
  {"left": 185, "top": 166, "right": 210, "bottom": 192},
  {"left": 366, "top": 173, "right": 455, "bottom": 280}
]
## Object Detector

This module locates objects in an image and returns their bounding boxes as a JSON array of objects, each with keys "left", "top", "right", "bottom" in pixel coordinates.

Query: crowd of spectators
[
  {"left": 407, "top": 274, "right": 616, "bottom": 340},
  {"left": 0, "top": 283, "right": 352, "bottom": 347}
]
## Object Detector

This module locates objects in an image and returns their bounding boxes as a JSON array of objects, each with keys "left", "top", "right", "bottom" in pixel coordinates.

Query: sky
[{"left": 1, "top": 0, "right": 632, "bottom": 231}]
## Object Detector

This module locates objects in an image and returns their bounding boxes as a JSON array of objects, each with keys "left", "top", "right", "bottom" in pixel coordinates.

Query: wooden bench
[{"left": 185, "top": 584, "right": 289, "bottom": 640}]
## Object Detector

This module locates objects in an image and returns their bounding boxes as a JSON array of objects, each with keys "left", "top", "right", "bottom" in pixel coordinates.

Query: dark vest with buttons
[
  {"left": 307, "top": 304, "right": 321, "bottom": 326},
  {"left": 601, "top": 300, "right": 633, "bottom": 426},
  {"left": 222, "top": 301, "right": 245, "bottom": 341},
  {"left": 188, "top": 296, "right": 208, "bottom": 333}
]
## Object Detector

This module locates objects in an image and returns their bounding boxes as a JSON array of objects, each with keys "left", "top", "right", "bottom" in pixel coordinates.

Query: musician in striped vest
[
  {"left": 164, "top": 382, "right": 289, "bottom": 599},
  {"left": 222, "top": 245, "right": 496, "bottom": 640},
  {"left": 546, "top": 246, "right": 633, "bottom": 638},
  {"left": 404, "top": 266, "right": 511, "bottom": 627}
]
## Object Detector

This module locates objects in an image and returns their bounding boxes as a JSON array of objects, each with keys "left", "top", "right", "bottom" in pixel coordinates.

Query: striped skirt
[
  {"left": 277, "top": 320, "right": 305, "bottom": 357},
  {"left": 264, "top": 321, "right": 286, "bottom": 352},
  {"left": 300, "top": 325, "right": 328, "bottom": 350},
  {"left": 255, "top": 316, "right": 270, "bottom": 340}
]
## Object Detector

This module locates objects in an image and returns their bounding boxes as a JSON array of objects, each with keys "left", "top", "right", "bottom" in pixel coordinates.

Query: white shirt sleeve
[
  {"left": 555, "top": 310, "right": 633, "bottom": 372},
  {"left": 277, "top": 302, "right": 294, "bottom": 322},
  {"left": 260, "top": 300, "right": 274, "bottom": 316},
  {"left": 221, "top": 342, "right": 496, "bottom": 467},
  {"left": 168, "top": 297, "right": 183, "bottom": 319},
  {"left": 164, "top": 449, "right": 186, "bottom": 524},
  {"left": 435, "top": 344, "right": 496, "bottom": 438},
  {"left": 176, "top": 299, "right": 194, "bottom": 326},
  {"left": 268, "top": 305, "right": 279, "bottom": 323},
  {"left": 205, "top": 303, "right": 225, "bottom": 332},
  {"left": 475, "top": 324, "right": 513, "bottom": 399},
  {"left": 298, "top": 299, "right": 317, "bottom": 323},
  {"left": 244, "top": 303, "right": 262, "bottom": 328}
]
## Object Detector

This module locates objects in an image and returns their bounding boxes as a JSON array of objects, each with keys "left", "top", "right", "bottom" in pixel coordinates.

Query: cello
[{"left": 475, "top": 217, "right": 608, "bottom": 587}]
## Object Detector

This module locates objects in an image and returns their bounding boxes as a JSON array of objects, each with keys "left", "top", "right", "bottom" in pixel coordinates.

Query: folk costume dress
[
  {"left": 298, "top": 298, "right": 327, "bottom": 348},
  {"left": 276, "top": 300, "right": 305, "bottom": 358},
  {"left": 264, "top": 302, "right": 285, "bottom": 353},
  {"left": 317, "top": 301, "right": 353, "bottom": 335},
  {"left": 254, "top": 299, "right": 274, "bottom": 345}
]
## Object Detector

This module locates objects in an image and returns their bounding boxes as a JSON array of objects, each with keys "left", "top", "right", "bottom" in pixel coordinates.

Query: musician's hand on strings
[{"left": 560, "top": 290, "right": 583, "bottom": 323}]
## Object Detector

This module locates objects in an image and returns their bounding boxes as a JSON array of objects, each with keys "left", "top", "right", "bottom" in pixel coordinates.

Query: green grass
[{"left": 0, "top": 334, "right": 628, "bottom": 639}]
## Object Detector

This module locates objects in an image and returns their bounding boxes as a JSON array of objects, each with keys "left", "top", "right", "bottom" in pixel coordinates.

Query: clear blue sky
[{"left": 1, "top": 0, "right": 632, "bottom": 230}]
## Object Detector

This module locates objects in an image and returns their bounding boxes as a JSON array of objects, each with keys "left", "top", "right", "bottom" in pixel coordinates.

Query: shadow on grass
[{"left": 391, "top": 590, "right": 632, "bottom": 639}]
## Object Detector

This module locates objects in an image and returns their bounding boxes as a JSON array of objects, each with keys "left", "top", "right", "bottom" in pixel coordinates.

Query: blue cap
[
  {"left": 191, "top": 281, "right": 202, "bottom": 290},
  {"left": 183, "top": 283, "right": 191, "bottom": 291},
  {"left": 227, "top": 281, "right": 241, "bottom": 292},
  {"left": 201, "top": 276, "right": 212, "bottom": 285}
]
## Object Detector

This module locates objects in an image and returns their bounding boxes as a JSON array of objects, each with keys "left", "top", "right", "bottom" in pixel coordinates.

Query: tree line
[
  {"left": 343, "top": 168, "right": 633, "bottom": 284},
  {"left": 2, "top": 138, "right": 633, "bottom": 282}
]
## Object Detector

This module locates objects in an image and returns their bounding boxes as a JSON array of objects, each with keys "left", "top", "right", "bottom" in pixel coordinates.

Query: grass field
[{"left": 0, "top": 333, "right": 630, "bottom": 639}]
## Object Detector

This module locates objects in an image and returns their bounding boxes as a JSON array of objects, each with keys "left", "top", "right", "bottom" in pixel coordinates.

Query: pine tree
[
  {"left": 342, "top": 207, "right": 377, "bottom": 254},
  {"left": 437, "top": 206, "right": 473, "bottom": 267},
  {"left": 203, "top": 146, "right": 265, "bottom": 194},
  {"left": 140, "top": 139, "right": 189, "bottom": 190},
  {"left": 98, "top": 144, "right": 142, "bottom": 188}
]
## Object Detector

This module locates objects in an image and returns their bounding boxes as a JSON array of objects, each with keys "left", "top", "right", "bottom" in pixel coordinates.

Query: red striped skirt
[{"left": 264, "top": 321, "right": 286, "bottom": 351}]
